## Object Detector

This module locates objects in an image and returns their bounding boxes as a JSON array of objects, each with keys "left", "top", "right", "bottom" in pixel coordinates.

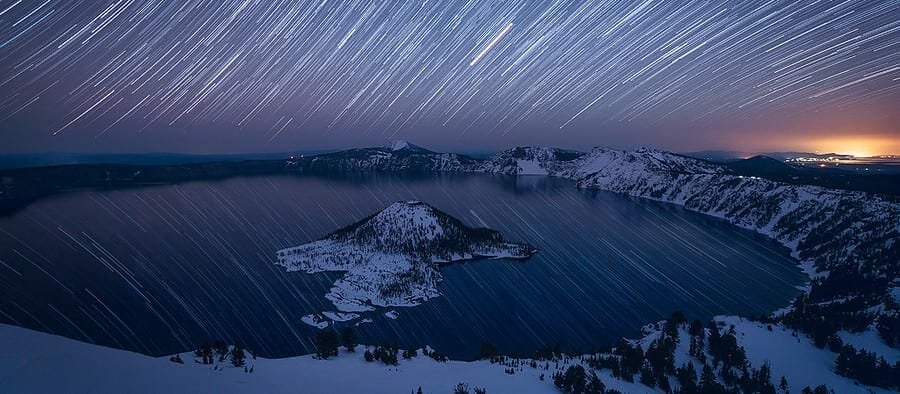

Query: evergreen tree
[
  {"left": 699, "top": 364, "right": 725, "bottom": 394},
  {"left": 676, "top": 363, "right": 699, "bottom": 394},
  {"left": 478, "top": 342, "right": 500, "bottom": 360},
  {"left": 194, "top": 343, "right": 213, "bottom": 365},
  {"left": 341, "top": 327, "right": 357, "bottom": 352},
  {"left": 315, "top": 329, "right": 339, "bottom": 359},
  {"left": 585, "top": 371, "right": 605, "bottom": 394},
  {"left": 554, "top": 364, "right": 588, "bottom": 393},
  {"left": 231, "top": 344, "right": 246, "bottom": 367},
  {"left": 779, "top": 376, "right": 789, "bottom": 393}
]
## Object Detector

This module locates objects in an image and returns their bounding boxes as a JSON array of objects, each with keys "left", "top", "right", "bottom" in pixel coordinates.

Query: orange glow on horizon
[{"left": 776, "top": 134, "right": 900, "bottom": 157}]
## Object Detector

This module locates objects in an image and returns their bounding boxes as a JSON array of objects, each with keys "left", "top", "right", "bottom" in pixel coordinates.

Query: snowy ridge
[
  {"left": 478, "top": 146, "right": 585, "bottom": 175},
  {"left": 276, "top": 201, "right": 536, "bottom": 315},
  {"left": 2, "top": 316, "right": 891, "bottom": 393},
  {"left": 294, "top": 143, "right": 896, "bottom": 335},
  {"left": 0, "top": 323, "right": 595, "bottom": 394},
  {"left": 616, "top": 316, "right": 895, "bottom": 393},
  {"left": 305, "top": 146, "right": 480, "bottom": 173},
  {"left": 481, "top": 146, "right": 899, "bottom": 323}
]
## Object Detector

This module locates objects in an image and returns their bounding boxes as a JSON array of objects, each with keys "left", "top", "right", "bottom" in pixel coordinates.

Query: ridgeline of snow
[
  {"left": 276, "top": 201, "right": 535, "bottom": 315},
  {"left": 4, "top": 316, "right": 891, "bottom": 394},
  {"left": 305, "top": 143, "right": 479, "bottom": 172},
  {"left": 480, "top": 146, "right": 899, "bottom": 323},
  {"left": 0, "top": 324, "right": 578, "bottom": 394},
  {"left": 390, "top": 139, "right": 412, "bottom": 151},
  {"left": 479, "top": 147, "right": 586, "bottom": 176}
]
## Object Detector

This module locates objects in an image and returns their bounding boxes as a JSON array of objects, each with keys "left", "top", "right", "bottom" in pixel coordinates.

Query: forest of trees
[{"left": 183, "top": 308, "right": 896, "bottom": 392}]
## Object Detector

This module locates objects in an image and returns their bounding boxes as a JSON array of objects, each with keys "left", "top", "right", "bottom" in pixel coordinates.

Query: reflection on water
[{"left": 0, "top": 173, "right": 804, "bottom": 360}]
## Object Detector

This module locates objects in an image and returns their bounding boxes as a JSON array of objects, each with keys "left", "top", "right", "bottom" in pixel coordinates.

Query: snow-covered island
[{"left": 276, "top": 200, "right": 536, "bottom": 315}]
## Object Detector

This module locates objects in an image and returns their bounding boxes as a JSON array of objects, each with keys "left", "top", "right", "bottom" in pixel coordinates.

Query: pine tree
[
  {"left": 341, "top": 327, "right": 357, "bottom": 352},
  {"left": 585, "top": 371, "right": 605, "bottom": 394},
  {"left": 779, "top": 376, "right": 789, "bottom": 393},
  {"left": 478, "top": 342, "right": 499, "bottom": 360},
  {"left": 315, "top": 329, "right": 339, "bottom": 359},
  {"left": 231, "top": 344, "right": 246, "bottom": 367}
]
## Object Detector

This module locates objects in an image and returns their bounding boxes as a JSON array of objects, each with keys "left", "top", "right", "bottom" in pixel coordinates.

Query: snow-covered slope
[
  {"left": 0, "top": 323, "right": 581, "bottom": 394},
  {"left": 478, "top": 147, "right": 585, "bottom": 176},
  {"left": 480, "top": 146, "right": 899, "bottom": 336},
  {"left": 615, "top": 316, "right": 895, "bottom": 393},
  {"left": 4, "top": 316, "right": 891, "bottom": 394},
  {"left": 304, "top": 146, "right": 480, "bottom": 173},
  {"left": 714, "top": 316, "right": 893, "bottom": 393},
  {"left": 276, "top": 201, "right": 535, "bottom": 315}
]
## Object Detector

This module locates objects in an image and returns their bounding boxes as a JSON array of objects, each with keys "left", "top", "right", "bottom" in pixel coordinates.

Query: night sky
[{"left": 1, "top": 0, "right": 898, "bottom": 155}]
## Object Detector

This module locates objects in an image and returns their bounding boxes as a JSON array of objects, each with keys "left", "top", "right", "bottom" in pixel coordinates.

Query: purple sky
[{"left": 1, "top": 0, "right": 898, "bottom": 155}]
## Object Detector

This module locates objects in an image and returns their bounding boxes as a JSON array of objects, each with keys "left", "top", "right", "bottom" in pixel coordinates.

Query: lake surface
[{"left": 0, "top": 173, "right": 804, "bottom": 359}]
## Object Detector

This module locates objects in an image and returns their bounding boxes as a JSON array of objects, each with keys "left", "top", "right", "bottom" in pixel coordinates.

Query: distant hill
[{"left": 0, "top": 151, "right": 334, "bottom": 170}]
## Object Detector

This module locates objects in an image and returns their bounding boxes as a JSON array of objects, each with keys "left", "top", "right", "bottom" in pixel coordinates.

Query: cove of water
[{"left": 0, "top": 173, "right": 804, "bottom": 360}]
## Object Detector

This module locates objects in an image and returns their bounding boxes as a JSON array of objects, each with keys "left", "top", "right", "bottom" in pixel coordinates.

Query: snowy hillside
[
  {"left": 478, "top": 146, "right": 586, "bottom": 175},
  {"left": 276, "top": 201, "right": 535, "bottom": 317},
  {"left": 3, "top": 314, "right": 892, "bottom": 394},
  {"left": 480, "top": 146, "right": 899, "bottom": 346},
  {"left": 304, "top": 146, "right": 480, "bottom": 173},
  {"left": 0, "top": 323, "right": 576, "bottom": 394},
  {"left": 288, "top": 143, "right": 896, "bottom": 354}
]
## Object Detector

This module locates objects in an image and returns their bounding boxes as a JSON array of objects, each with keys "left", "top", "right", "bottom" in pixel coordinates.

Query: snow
[
  {"left": 276, "top": 201, "right": 534, "bottom": 320},
  {"left": 390, "top": 139, "right": 410, "bottom": 151},
  {"left": 301, "top": 314, "right": 330, "bottom": 329},
  {"left": 0, "top": 323, "right": 648, "bottom": 394},
  {"left": 837, "top": 329, "right": 900, "bottom": 363},
  {"left": 4, "top": 145, "right": 896, "bottom": 393},
  {"left": 322, "top": 311, "right": 361, "bottom": 323},
  {"left": 716, "top": 316, "right": 894, "bottom": 394},
  {"left": 384, "top": 310, "right": 399, "bottom": 319},
  {"left": 516, "top": 159, "right": 548, "bottom": 175}
]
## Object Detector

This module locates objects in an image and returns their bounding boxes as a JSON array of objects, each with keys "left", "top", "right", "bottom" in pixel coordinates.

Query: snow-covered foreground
[
  {"left": 2, "top": 316, "right": 893, "bottom": 393},
  {"left": 0, "top": 323, "right": 634, "bottom": 394},
  {"left": 711, "top": 317, "right": 893, "bottom": 393}
]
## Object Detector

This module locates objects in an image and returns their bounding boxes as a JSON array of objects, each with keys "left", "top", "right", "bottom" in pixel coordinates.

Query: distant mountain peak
[
  {"left": 387, "top": 140, "right": 433, "bottom": 153},
  {"left": 389, "top": 140, "right": 410, "bottom": 151},
  {"left": 330, "top": 200, "right": 451, "bottom": 250}
]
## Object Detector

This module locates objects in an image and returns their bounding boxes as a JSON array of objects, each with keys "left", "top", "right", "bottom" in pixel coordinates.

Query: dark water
[{"left": 0, "top": 173, "right": 804, "bottom": 359}]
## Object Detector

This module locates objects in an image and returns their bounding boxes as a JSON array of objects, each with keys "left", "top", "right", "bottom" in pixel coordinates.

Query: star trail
[{"left": 0, "top": 0, "right": 898, "bottom": 153}]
